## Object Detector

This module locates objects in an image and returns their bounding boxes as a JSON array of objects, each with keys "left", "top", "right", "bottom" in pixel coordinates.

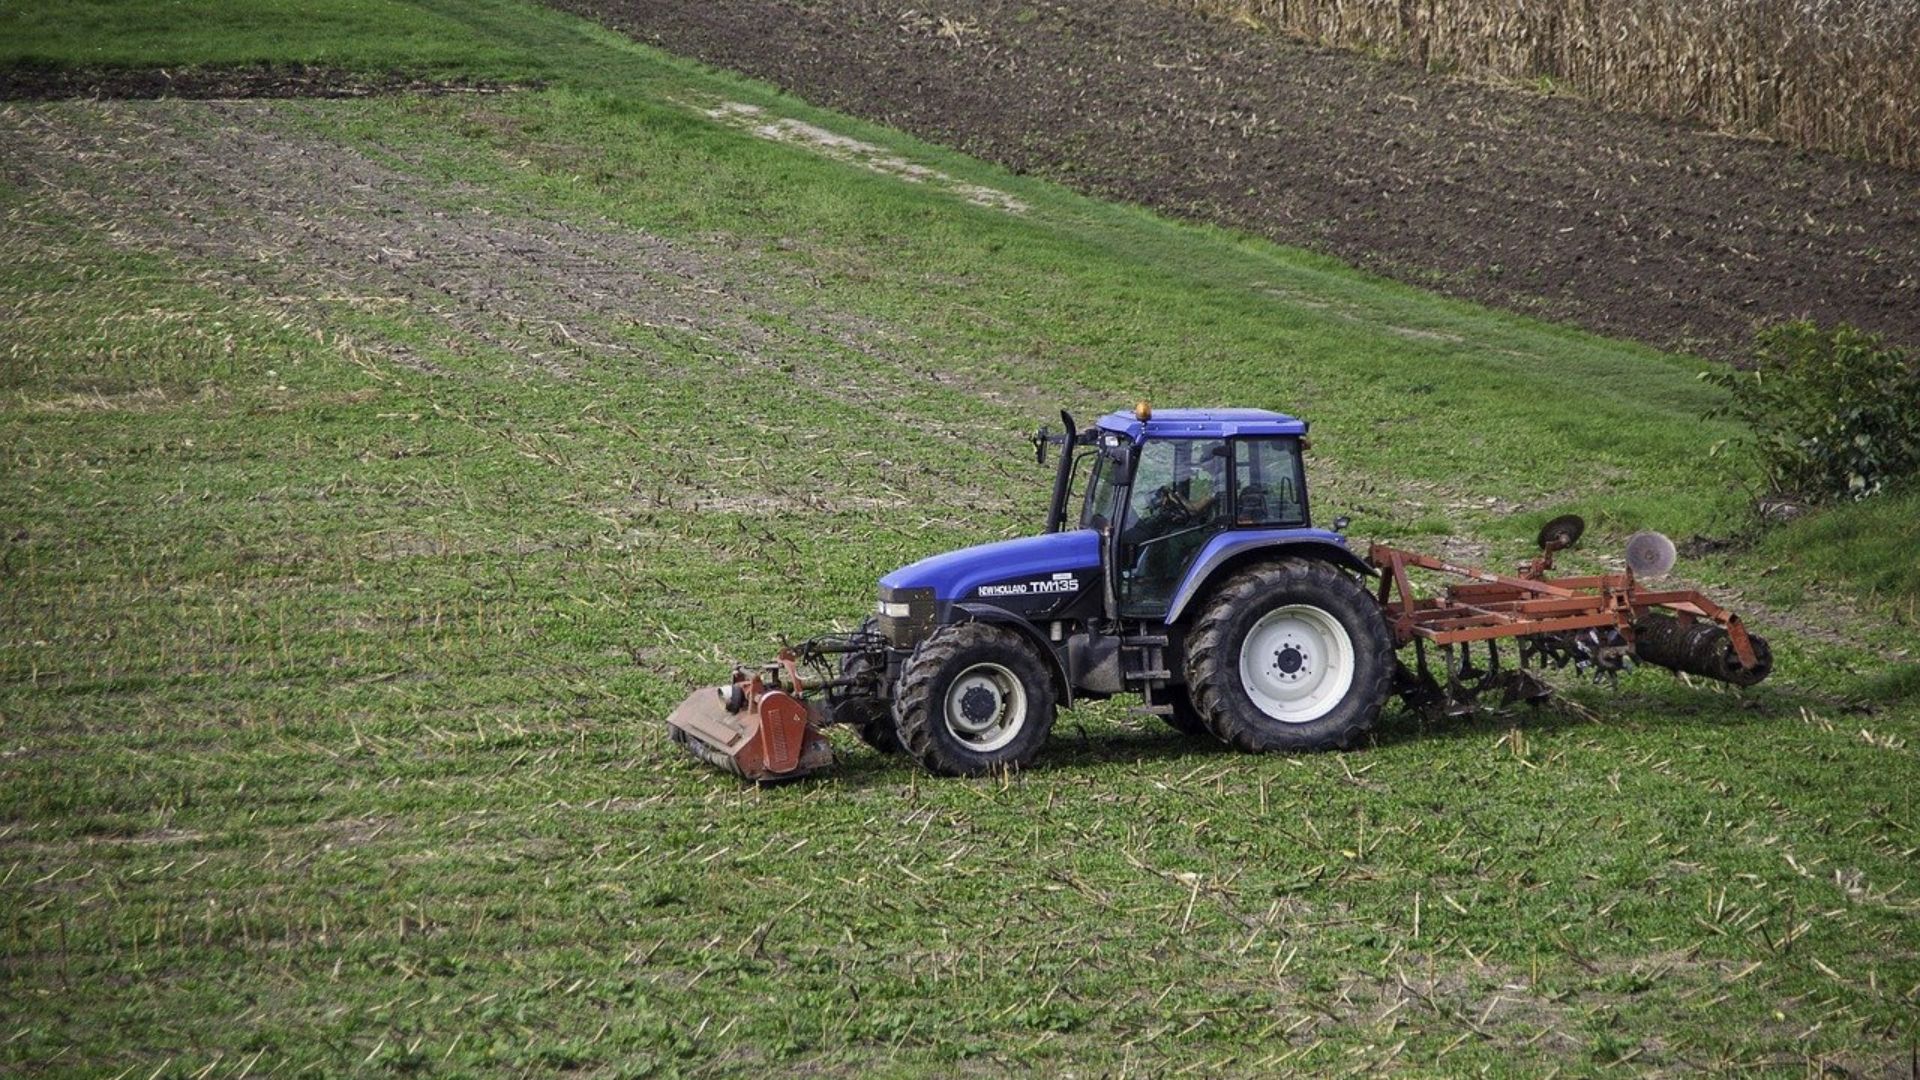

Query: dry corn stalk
[{"left": 1184, "top": 0, "right": 1920, "bottom": 169}]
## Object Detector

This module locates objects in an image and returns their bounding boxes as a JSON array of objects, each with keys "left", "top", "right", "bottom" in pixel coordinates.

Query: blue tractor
[
  {"left": 665, "top": 404, "right": 1770, "bottom": 780},
  {"left": 670, "top": 404, "right": 1396, "bottom": 778}
]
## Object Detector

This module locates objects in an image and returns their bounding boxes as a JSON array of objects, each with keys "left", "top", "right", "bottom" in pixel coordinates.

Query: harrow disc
[
  {"left": 1624, "top": 531, "right": 1677, "bottom": 579},
  {"left": 1535, "top": 514, "right": 1586, "bottom": 551}
]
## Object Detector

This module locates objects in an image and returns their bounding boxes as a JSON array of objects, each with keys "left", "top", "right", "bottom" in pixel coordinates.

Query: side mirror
[
  {"left": 1034, "top": 410, "right": 1078, "bottom": 467},
  {"left": 1332, "top": 515, "right": 1351, "bottom": 534}
]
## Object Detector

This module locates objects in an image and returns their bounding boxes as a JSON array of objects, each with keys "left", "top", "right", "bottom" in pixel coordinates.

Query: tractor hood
[{"left": 880, "top": 529, "right": 1101, "bottom": 604}]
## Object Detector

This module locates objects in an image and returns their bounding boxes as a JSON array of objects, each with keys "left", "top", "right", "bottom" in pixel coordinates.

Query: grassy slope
[
  {"left": 1762, "top": 492, "right": 1920, "bottom": 617},
  {"left": 2, "top": 1, "right": 1916, "bottom": 1076},
  {"left": 0, "top": 0, "right": 550, "bottom": 79}
]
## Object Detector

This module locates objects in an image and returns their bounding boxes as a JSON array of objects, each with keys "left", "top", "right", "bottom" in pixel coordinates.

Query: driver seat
[{"left": 1238, "top": 483, "right": 1271, "bottom": 524}]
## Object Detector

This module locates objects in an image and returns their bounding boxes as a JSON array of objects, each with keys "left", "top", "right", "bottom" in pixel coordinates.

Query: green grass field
[{"left": 2, "top": 0, "right": 1917, "bottom": 1074}]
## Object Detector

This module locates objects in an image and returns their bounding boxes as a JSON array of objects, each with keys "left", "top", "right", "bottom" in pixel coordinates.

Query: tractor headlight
[{"left": 876, "top": 586, "right": 936, "bottom": 647}]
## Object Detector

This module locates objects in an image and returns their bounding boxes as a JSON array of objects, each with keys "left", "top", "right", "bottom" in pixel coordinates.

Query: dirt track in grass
[
  {"left": 0, "top": 95, "right": 1082, "bottom": 514},
  {"left": 548, "top": 0, "right": 1920, "bottom": 360}
]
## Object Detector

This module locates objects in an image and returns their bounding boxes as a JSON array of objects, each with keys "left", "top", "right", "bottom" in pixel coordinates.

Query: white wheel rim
[
  {"left": 943, "top": 662, "right": 1028, "bottom": 752},
  {"left": 1238, "top": 604, "right": 1356, "bottom": 724}
]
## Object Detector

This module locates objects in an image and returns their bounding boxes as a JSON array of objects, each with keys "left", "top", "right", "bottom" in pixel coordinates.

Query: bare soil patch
[
  {"left": 552, "top": 0, "right": 1920, "bottom": 360},
  {"left": 0, "top": 99, "right": 875, "bottom": 391},
  {"left": 0, "top": 63, "right": 531, "bottom": 101}
]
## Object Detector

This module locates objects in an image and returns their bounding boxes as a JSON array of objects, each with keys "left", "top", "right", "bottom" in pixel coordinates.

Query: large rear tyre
[
  {"left": 840, "top": 617, "right": 900, "bottom": 754},
  {"left": 1186, "top": 559, "right": 1394, "bottom": 752},
  {"left": 894, "top": 623, "right": 1057, "bottom": 777}
]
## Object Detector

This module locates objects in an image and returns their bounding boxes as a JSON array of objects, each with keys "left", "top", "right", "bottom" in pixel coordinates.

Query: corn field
[{"left": 1184, "top": 0, "right": 1920, "bottom": 169}]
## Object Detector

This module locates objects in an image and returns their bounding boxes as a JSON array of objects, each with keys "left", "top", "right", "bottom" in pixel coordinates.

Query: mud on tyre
[
  {"left": 893, "top": 622, "right": 1057, "bottom": 776},
  {"left": 1185, "top": 559, "right": 1393, "bottom": 752}
]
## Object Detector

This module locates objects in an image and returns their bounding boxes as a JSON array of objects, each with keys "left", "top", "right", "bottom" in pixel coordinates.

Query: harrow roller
[{"left": 1631, "top": 614, "right": 1773, "bottom": 687}]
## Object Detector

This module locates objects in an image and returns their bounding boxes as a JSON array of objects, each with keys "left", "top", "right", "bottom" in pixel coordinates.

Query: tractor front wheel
[
  {"left": 894, "top": 623, "right": 1057, "bottom": 776},
  {"left": 1186, "top": 559, "right": 1393, "bottom": 752}
]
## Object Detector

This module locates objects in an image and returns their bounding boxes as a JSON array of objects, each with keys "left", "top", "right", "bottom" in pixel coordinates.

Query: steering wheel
[{"left": 1147, "top": 484, "right": 1195, "bottom": 525}]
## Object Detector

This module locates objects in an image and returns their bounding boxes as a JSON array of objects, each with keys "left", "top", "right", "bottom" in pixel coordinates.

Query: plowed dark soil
[{"left": 549, "top": 0, "right": 1920, "bottom": 360}]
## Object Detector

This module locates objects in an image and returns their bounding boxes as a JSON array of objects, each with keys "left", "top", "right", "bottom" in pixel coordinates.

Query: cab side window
[{"left": 1233, "top": 438, "right": 1306, "bottom": 526}]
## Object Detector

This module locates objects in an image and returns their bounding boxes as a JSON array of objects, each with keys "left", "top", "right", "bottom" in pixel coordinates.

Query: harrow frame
[{"left": 1365, "top": 543, "right": 1762, "bottom": 668}]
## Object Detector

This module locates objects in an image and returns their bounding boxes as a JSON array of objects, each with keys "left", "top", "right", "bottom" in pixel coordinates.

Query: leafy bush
[{"left": 1705, "top": 321, "right": 1920, "bottom": 502}]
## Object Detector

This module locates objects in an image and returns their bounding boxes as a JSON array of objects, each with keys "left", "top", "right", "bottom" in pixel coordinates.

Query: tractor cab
[{"left": 1056, "top": 406, "right": 1318, "bottom": 619}]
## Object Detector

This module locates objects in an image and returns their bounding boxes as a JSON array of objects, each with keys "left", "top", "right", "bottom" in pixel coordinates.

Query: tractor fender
[
  {"left": 952, "top": 601, "right": 1075, "bottom": 706},
  {"left": 1164, "top": 530, "right": 1373, "bottom": 625}
]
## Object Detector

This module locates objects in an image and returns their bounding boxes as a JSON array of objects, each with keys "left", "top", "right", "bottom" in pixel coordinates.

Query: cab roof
[{"left": 1094, "top": 407, "right": 1308, "bottom": 443}]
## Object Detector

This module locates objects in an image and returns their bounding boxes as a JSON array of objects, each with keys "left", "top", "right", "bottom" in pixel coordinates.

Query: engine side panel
[{"left": 880, "top": 529, "right": 1102, "bottom": 605}]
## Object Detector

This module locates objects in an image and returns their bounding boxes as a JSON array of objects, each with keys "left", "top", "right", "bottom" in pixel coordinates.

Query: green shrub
[{"left": 1705, "top": 322, "right": 1920, "bottom": 501}]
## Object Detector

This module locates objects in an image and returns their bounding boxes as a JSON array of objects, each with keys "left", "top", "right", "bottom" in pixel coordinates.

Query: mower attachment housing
[{"left": 666, "top": 680, "right": 833, "bottom": 782}]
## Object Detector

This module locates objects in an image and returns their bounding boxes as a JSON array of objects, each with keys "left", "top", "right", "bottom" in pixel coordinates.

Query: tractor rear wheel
[
  {"left": 839, "top": 618, "right": 899, "bottom": 754},
  {"left": 1186, "top": 559, "right": 1393, "bottom": 752},
  {"left": 894, "top": 623, "right": 1057, "bottom": 776}
]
